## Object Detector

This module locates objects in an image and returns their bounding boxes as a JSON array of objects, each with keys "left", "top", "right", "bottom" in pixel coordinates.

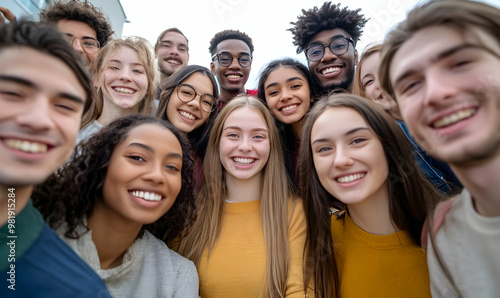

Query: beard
[{"left": 313, "top": 75, "right": 354, "bottom": 97}]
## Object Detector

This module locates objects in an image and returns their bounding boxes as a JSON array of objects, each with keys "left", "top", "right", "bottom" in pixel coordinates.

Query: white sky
[{"left": 120, "top": 0, "right": 500, "bottom": 89}]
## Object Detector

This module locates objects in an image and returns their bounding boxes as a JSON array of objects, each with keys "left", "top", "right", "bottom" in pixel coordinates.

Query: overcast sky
[{"left": 120, "top": 0, "right": 500, "bottom": 89}]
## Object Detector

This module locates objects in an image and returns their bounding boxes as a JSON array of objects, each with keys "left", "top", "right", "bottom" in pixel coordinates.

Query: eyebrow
[
  {"left": 127, "top": 142, "right": 183, "bottom": 159},
  {"left": 0, "top": 75, "right": 85, "bottom": 105},
  {"left": 312, "top": 127, "right": 370, "bottom": 145},
  {"left": 223, "top": 126, "right": 268, "bottom": 133},
  {"left": 161, "top": 40, "right": 188, "bottom": 48},
  {"left": 394, "top": 43, "right": 477, "bottom": 87},
  {"left": 65, "top": 33, "right": 98, "bottom": 41},
  {"left": 110, "top": 59, "right": 145, "bottom": 67},
  {"left": 310, "top": 34, "right": 347, "bottom": 46},
  {"left": 265, "top": 76, "right": 304, "bottom": 90}
]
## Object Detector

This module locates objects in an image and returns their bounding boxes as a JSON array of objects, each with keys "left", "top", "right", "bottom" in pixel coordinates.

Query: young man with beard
[
  {"left": 289, "top": 2, "right": 367, "bottom": 96},
  {"left": 155, "top": 28, "right": 190, "bottom": 88},
  {"left": 378, "top": 0, "right": 500, "bottom": 296},
  {"left": 209, "top": 29, "right": 257, "bottom": 110},
  {"left": 39, "top": 0, "right": 113, "bottom": 67},
  {"left": 0, "top": 21, "right": 110, "bottom": 297}
]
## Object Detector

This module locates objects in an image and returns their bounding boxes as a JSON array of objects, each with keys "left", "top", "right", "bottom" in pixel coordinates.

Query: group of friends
[{"left": 0, "top": 0, "right": 498, "bottom": 297}]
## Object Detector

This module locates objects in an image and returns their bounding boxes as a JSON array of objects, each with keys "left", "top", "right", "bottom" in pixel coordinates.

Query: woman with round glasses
[
  {"left": 156, "top": 65, "right": 219, "bottom": 190},
  {"left": 78, "top": 36, "right": 158, "bottom": 144}
]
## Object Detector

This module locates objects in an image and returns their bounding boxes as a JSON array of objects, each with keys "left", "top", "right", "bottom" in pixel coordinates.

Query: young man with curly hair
[
  {"left": 39, "top": 0, "right": 113, "bottom": 66},
  {"left": 209, "top": 29, "right": 257, "bottom": 109},
  {"left": 0, "top": 20, "right": 110, "bottom": 296},
  {"left": 289, "top": 2, "right": 367, "bottom": 95}
]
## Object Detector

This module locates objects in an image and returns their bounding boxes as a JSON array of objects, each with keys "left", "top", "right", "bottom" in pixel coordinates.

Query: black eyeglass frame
[
  {"left": 304, "top": 36, "right": 355, "bottom": 62},
  {"left": 211, "top": 52, "right": 253, "bottom": 67},
  {"left": 176, "top": 84, "right": 217, "bottom": 113}
]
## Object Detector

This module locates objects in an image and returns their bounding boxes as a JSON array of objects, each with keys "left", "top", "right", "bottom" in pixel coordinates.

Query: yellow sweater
[
  {"left": 197, "top": 199, "right": 308, "bottom": 298},
  {"left": 331, "top": 214, "right": 431, "bottom": 298}
]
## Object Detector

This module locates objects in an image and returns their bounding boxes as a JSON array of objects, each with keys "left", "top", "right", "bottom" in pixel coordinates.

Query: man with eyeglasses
[
  {"left": 39, "top": 0, "right": 113, "bottom": 67},
  {"left": 209, "top": 29, "right": 256, "bottom": 110},
  {"left": 289, "top": 2, "right": 367, "bottom": 96}
]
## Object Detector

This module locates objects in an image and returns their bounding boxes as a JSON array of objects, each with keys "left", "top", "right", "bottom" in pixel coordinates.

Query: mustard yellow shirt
[
  {"left": 331, "top": 214, "right": 431, "bottom": 298},
  {"left": 197, "top": 199, "right": 308, "bottom": 298}
]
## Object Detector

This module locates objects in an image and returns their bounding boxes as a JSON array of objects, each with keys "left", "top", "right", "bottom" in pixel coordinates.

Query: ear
[
  {"left": 354, "top": 49, "right": 359, "bottom": 67},
  {"left": 210, "top": 61, "right": 216, "bottom": 75}
]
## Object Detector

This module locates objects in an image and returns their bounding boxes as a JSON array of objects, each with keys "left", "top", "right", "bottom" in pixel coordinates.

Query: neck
[
  {"left": 290, "top": 118, "right": 305, "bottom": 139},
  {"left": 451, "top": 153, "right": 500, "bottom": 217},
  {"left": 0, "top": 185, "right": 32, "bottom": 226},
  {"left": 225, "top": 173, "right": 262, "bottom": 203},
  {"left": 347, "top": 184, "right": 396, "bottom": 235},
  {"left": 160, "top": 74, "right": 170, "bottom": 89},
  {"left": 87, "top": 202, "right": 142, "bottom": 269},
  {"left": 97, "top": 100, "right": 139, "bottom": 126},
  {"left": 219, "top": 88, "right": 244, "bottom": 104}
]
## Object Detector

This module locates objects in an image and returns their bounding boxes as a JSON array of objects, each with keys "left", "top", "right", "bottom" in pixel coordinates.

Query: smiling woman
[
  {"left": 77, "top": 36, "right": 158, "bottom": 144},
  {"left": 33, "top": 114, "right": 199, "bottom": 297}
]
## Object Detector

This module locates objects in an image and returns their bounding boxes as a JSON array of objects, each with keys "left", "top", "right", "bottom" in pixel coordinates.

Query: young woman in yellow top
[
  {"left": 299, "top": 94, "right": 442, "bottom": 298},
  {"left": 178, "top": 96, "right": 308, "bottom": 298}
]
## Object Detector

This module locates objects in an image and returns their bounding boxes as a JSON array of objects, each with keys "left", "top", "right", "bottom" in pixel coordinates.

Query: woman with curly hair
[
  {"left": 33, "top": 114, "right": 199, "bottom": 297},
  {"left": 78, "top": 36, "right": 158, "bottom": 143},
  {"left": 177, "top": 96, "right": 308, "bottom": 297}
]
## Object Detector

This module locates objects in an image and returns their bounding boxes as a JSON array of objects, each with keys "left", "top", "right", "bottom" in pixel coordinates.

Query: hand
[{"left": 0, "top": 7, "right": 16, "bottom": 26}]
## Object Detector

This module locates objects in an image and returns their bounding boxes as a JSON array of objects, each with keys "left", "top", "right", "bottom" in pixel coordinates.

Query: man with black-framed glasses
[
  {"left": 39, "top": 0, "right": 113, "bottom": 67},
  {"left": 209, "top": 29, "right": 257, "bottom": 110},
  {"left": 289, "top": 2, "right": 367, "bottom": 96}
]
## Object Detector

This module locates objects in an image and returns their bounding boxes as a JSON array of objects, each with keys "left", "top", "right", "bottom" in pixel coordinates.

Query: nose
[
  {"left": 280, "top": 89, "right": 293, "bottom": 101},
  {"left": 228, "top": 57, "right": 241, "bottom": 69},
  {"left": 15, "top": 97, "right": 55, "bottom": 132},
  {"left": 118, "top": 67, "right": 132, "bottom": 82},
  {"left": 333, "top": 146, "right": 353, "bottom": 168},
  {"left": 143, "top": 162, "right": 166, "bottom": 185},
  {"left": 237, "top": 136, "right": 252, "bottom": 152},
  {"left": 321, "top": 46, "right": 338, "bottom": 63},
  {"left": 186, "top": 95, "right": 201, "bottom": 110},
  {"left": 72, "top": 38, "right": 84, "bottom": 54},
  {"left": 423, "top": 70, "right": 457, "bottom": 106}
]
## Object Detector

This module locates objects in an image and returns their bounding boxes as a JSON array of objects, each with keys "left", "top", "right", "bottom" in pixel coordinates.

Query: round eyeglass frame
[
  {"left": 304, "top": 37, "right": 354, "bottom": 62},
  {"left": 211, "top": 52, "right": 252, "bottom": 67},
  {"left": 176, "top": 84, "right": 216, "bottom": 113},
  {"left": 65, "top": 34, "right": 100, "bottom": 55}
]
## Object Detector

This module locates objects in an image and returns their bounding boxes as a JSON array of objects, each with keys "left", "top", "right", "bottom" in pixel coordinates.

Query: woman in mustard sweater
[
  {"left": 177, "top": 96, "right": 308, "bottom": 297},
  {"left": 299, "top": 94, "right": 442, "bottom": 298}
]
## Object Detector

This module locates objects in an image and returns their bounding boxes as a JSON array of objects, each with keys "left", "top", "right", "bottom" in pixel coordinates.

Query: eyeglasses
[
  {"left": 64, "top": 34, "right": 100, "bottom": 55},
  {"left": 176, "top": 84, "right": 216, "bottom": 113},
  {"left": 304, "top": 37, "right": 354, "bottom": 62},
  {"left": 211, "top": 52, "right": 252, "bottom": 67}
]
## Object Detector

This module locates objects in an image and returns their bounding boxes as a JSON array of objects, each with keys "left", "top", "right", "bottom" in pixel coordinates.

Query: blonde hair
[
  {"left": 178, "top": 96, "right": 293, "bottom": 297},
  {"left": 81, "top": 36, "right": 158, "bottom": 128},
  {"left": 352, "top": 43, "right": 383, "bottom": 98}
]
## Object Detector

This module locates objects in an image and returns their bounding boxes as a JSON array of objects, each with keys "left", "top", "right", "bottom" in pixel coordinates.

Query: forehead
[
  {"left": 312, "top": 106, "right": 367, "bottom": 136},
  {"left": 108, "top": 46, "right": 140, "bottom": 62},
  {"left": 360, "top": 53, "right": 380, "bottom": 76},
  {"left": 224, "top": 106, "right": 267, "bottom": 128},
  {"left": 181, "top": 72, "right": 213, "bottom": 92},
  {"left": 309, "top": 28, "right": 352, "bottom": 46},
  {"left": 161, "top": 31, "right": 188, "bottom": 44},
  {"left": 265, "top": 66, "right": 306, "bottom": 84},
  {"left": 215, "top": 39, "right": 250, "bottom": 54},
  {"left": 56, "top": 19, "right": 97, "bottom": 38},
  {"left": 119, "top": 123, "right": 182, "bottom": 152}
]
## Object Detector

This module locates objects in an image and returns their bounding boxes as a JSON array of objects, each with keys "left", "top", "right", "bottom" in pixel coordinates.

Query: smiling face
[
  {"left": 263, "top": 66, "right": 311, "bottom": 125},
  {"left": 156, "top": 31, "right": 189, "bottom": 77},
  {"left": 100, "top": 46, "right": 148, "bottom": 113},
  {"left": 0, "top": 47, "right": 86, "bottom": 187},
  {"left": 210, "top": 39, "right": 251, "bottom": 97},
  {"left": 307, "top": 28, "right": 358, "bottom": 93},
  {"left": 166, "top": 72, "right": 214, "bottom": 133},
  {"left": 390, "top": 25, "right": 500, "bottom": 165},
  {"left": 99, "top": 123, "right": 183, "bottom": 226},
  {"left": 219, "top": 106, "right": 270, "bottom": 182},
  {"left": 359, "top": 52, "right": 399, "bottom": 115},
  {"left": 310, "top": 107, "right": 388, "bottom": 206}
]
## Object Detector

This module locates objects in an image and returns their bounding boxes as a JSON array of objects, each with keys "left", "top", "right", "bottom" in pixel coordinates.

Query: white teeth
[
  {"left": 282, "top": 104, "right": 298, "bottom": 112},
  {"left": 179, "top": 110, "right": 196, "bottom": 120},
  {"left": 5, "top": 139, "right": 48, "bottom": 153},
  {"left": 113, "top": 87, "right": 135, "bottom": 94},
  {"left": 227, "top": 75, "right": 241, "bottom": 79},
  {"left": 131, "top": 190, "right": 162, "bottom": 201},
  {"left": 322, "top": 67, "right": 341, "bottom": 75},
  {"left": 433, "top": 109, "right": 476, "bottom": 128},
  {"left": 167, "top": 59, "right": 180, "bottom": 65},
  {"left": 233, "top": 157, "right": 255, "bottom": 165},
  {"left": 336, "top": 173, "right": 365, "bottom": 183}
]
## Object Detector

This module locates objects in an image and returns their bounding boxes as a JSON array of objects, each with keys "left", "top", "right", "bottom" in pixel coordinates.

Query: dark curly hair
[
  {"left": 33, "top": 114, "right": 197, "bottom": 244},
  {"left": 208, "top": 29, "right": 254, "bottom": 56},
  {"left": 0, "top": 20, "right": 92, "bottom": 113},
  {"left": 39, "top": 0, "right": 113, "bottom": 47},
  {"left": 289, "top": 2, "right": 368, "bottom": 54}
]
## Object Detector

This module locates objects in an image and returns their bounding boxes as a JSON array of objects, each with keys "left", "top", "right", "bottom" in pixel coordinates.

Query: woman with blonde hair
[
  {"left": 78, "top": 36, "right": 158, "bottom": 143},
  {"left": 177, "top": 96, "right": 308, "bottom": 297}
]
